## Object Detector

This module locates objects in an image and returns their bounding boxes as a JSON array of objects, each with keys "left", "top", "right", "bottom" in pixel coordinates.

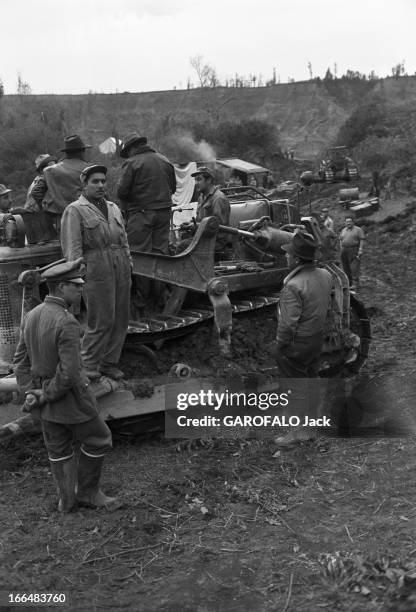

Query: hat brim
[
  {"left": 66, "top": 277, "right": 84, "bottom": 285},
  {"left": 0, "top": 189, "right": 11, "bottom": 196},
  {"left": 80, "top": 165, "right": 107, "bottom": 181},
  {"left": 191, "top": 171, "right": 214, "bottom": 179},
  {"left": 281, "top": 242, "right": 315, "bottom": 260},
  {"left": 60, "top": 145, "right": 92, "bottom": 152},
  {"left": 120, "top": 136, "right": 147, "bottom": 158}
]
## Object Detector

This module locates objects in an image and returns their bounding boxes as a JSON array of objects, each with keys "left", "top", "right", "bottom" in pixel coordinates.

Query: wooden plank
[{"left": 98, "top": 387, "right": 166, "bottom": 421}]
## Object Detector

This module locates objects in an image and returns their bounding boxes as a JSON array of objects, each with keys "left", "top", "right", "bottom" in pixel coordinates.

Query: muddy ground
[{"left": 2, "top": 194, "right": 416, "bottom": 611}]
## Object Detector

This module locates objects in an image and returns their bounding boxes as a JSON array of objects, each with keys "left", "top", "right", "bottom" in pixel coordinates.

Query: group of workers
[
  {"left": 12, "top": 132, "right": 181, "bottom": 513},
  {"left": 11, "top": 134, "right": 237, "bottom": 514},
  {"left": 9, "top": 133, "right": 366, "bottom": 512}
]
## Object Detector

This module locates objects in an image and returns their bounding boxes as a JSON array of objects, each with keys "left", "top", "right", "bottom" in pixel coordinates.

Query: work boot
[
  {"left": 76, "top": 451, "right": 121, "bottom": 511},
  {"left": 99, "top": 364, "right": 125, "bottom": 380},
  {"left": 83, "top": 369, "right": 102, "bottom": 381},
  {"left": 49, "top": 456, "right": 77, "bottom": 513}
]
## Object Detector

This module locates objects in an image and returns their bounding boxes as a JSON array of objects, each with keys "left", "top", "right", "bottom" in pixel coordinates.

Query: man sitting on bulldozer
[{"left": 176, "top": 167, "right": 232, "bottom": 260}]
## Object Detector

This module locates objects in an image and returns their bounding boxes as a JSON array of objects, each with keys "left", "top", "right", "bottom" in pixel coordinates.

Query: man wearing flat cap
[
  {"left": 276, "top": 230, "right": 332, "bottom": 378},
  {"left": 24, "top": 154, "right": 58, "bottom": 243},
  {"left": 39, "top": 135, "right": 91, "bottom": 224},
  {"left": 117, "top": 132, "right": 176, "bottom": 311},
  {"left": 14, "top": 258, "right": 119, "bottom": 513},
  {"left": 61, "top": 165, "right": 132, "bottom": 381},
  {"left": 192, "top": 166, "right": 231, "bottom": 259}
]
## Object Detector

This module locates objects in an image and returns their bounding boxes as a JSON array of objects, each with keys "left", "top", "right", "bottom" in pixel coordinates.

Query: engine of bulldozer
[
  {"left": 0, "top": 211, "right": 60, "bottom": 372},
  {"left": 0, "top": 194, "right": 370, "bottom": 378}
]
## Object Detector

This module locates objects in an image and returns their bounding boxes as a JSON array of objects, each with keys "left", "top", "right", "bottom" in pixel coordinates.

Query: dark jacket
[
  {"left": 25, "top": 174, "right": 45, "bottom": 212},
  {"left": 196, "top": 186, "right": 231, "bottom": 251},
  {"left": 43, "top": 158, "right": 89, "bottom": 215},
  {"left": 117, "top": 144, "right": 176, "bottom": 212},
  {"left": 277, "top": 264, "right": 332, "bottom": 347},
  {"left": 14, "top": 296, "right": 98, "bottom": 424}
]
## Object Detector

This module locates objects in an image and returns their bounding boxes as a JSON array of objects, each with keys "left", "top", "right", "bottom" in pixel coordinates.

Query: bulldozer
[
  {"left": 318, "top": 146, "right": 359, "bottom": 183},
  {"left": 0, "top": 189, "right": 370, "bottom": 438}
]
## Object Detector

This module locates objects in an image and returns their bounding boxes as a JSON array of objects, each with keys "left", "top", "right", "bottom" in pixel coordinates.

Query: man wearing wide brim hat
[
  {"left": 119, "top": 133, "right": 148, "bottom": 159},
  {"left": 40, "top": 135, "right": 92, "bottom": 217},
  {"left": 117, "top": 131, "right": 176, "bottom": 252},
  {"left": 276, "top": 230, "right": 333, "bottom": 377},
  {"left": 273, "top": 230, "right": 333, "bottom": 447},
  {"left": 14, "top": 257, "right": 119, "bottom": 513},
  {"left": 117, "top": 131, "right": 176, "bottom": 312}
]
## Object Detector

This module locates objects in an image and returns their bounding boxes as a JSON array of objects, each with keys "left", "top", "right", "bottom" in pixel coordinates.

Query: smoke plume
[{"left": 162, "top": 131, "right": 216, "bottom": 163}]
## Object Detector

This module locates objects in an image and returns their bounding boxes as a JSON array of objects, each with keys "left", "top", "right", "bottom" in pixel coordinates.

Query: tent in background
[{"left": 99, "top": 137, "right": 122, "bottom": 155}]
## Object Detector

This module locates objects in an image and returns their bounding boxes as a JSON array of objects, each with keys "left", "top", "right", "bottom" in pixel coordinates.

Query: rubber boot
[
  {"left": 49, "top": 456, "right": 77, "bottom": 513},
  {"left": 76, "top": 452, "right": 121, "bottom": 511}
]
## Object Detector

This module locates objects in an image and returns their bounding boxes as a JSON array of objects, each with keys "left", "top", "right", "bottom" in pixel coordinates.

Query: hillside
[
  {"left": 2, "top": 75, "right": 416, "bottom": 189},
  {"left": 2, "top": 77, "right": 410, "bottom": 158}
]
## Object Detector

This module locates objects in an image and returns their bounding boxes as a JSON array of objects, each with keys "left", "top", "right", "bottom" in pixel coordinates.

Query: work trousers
[
  {"left": 276, "top": 333, "right": 324, "bottom": 378},
  {"left": 341, "top": 246, "right": 360, "bottom": 288},
  {"left": 82, "top": 248, "right": 131, "bottom": 371},
  {"left": 127, "top": 208, "right": 171, "bottom": 254},
  {"left": 42, "top": 416, "right": 112, "bottom": 461},
  {"left": 127, "top": 209, "right": 171, "bottom": 311},
  {"left": 23, "top": 211, "right": 57, "bottom": 245}
]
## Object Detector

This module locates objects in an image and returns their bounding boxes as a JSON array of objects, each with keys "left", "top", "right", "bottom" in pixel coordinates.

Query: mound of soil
[{"left": 121, "top": 307, "right": 278, "bottom": 380}]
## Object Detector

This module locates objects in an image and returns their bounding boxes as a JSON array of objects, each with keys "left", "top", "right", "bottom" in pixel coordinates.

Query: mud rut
[{"left": 2, "top": 199, "right": 416, "bottom": 611}]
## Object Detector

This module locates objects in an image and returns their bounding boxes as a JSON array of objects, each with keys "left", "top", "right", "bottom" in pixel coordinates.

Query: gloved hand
[
  {"left": 180, "top": 221, "right": 196, "bottom": 232},
  {"left": 22, "top": 389, "right": 47, "bottom": 412}
]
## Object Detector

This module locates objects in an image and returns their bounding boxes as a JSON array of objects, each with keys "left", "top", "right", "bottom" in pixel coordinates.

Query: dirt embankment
[{"left": 3, "top": 76, "right": 416, "bottom": 159}]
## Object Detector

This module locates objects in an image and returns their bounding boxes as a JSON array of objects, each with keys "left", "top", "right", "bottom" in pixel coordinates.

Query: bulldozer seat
[{"left": 229, "top": 199, "right": 270, "bottom": 227}]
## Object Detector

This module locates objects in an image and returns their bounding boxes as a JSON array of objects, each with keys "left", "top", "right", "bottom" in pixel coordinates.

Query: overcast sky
[{"left": 1, "top": 0, "right": 415, "bottom": 94}]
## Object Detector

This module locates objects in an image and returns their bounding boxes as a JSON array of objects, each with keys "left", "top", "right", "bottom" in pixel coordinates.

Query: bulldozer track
[
  {"left": 127, "top": 293, "right": 280, "bottom": 344},
  {"left": 126, "top": 291, "right": 371, "bottom": 377}
]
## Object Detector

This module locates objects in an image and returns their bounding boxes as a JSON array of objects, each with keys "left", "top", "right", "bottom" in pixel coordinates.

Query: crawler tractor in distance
[{"left": 318, "top": 146, "right": 359, "bottom": 183}]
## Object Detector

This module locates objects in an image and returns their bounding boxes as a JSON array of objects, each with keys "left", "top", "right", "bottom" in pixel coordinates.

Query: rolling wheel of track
[{"left": 324, "top": 170, "right": 334, "bottom": 183}]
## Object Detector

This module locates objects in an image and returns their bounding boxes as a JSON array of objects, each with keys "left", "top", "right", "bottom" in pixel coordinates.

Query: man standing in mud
[
  {"left": 340, "top": 216, "right": 365, "bottom": 291},
  {"left": 276, "top": 230, "right": 332, "bottom": 379},
  {"left": 274, "top": 231, "right": 333, "bottom": 447},
  {"left": 13, "top": 259, "right": 119, "bottom": 513},
  {"left": 321, "top": 207, "right": 334, "bottom": 232}
]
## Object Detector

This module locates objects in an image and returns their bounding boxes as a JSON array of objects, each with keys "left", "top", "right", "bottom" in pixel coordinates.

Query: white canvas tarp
[
  {"left": 98, "top": 137, "right": 121, "bottom": 155},
  {"left": 172, "top": 162, "right": 198, "bottom": 227}
]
